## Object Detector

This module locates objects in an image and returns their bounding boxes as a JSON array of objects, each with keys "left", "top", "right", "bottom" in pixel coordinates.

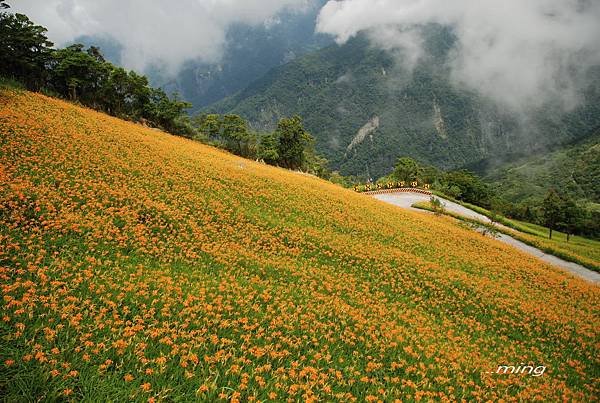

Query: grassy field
[
  {"left": 1, "top": 89, "right": 599, "bottom": 401},
  {"left": 428, "top": 197, "right": 600, "bottom": 272}
]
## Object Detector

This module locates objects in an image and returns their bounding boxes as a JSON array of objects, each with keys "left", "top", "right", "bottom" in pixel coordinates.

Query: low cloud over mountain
[
  {"left": 11, "top": 0, "right": 318, "bottom": 74},
  {"left": 317, "top": 0, "right": 600, "bottom": 110}
]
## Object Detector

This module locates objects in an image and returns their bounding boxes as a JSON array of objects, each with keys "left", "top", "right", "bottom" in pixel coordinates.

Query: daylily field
[{"left": 1, "top": 89, "right": 599, "bottom": 401}]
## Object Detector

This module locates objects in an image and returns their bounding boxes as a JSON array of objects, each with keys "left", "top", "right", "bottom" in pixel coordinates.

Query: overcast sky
[{"left": 10, "top": 0, "right": 600, "bottom": 110}]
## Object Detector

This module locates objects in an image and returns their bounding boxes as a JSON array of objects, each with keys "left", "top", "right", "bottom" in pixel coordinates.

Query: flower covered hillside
[{"left": 0, "top": 89, "right": 599, "bottom": 401}]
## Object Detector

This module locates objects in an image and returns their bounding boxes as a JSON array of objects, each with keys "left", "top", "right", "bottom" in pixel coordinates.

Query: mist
[
  {"left": 9, "top": 0, "right": 318, "bottom": 74},
  {"left": 316, "top": 0, "right": 600, "bottom": 111}
]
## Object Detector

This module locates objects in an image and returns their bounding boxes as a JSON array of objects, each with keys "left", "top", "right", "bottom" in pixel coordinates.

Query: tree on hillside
[
  {"left": 558, "top": 195, "right": 584, "bottom": 242},
  {"left": 420, "top": 164, "right": 442, "bottom": 185},
  {"left": 101, "top": 67, "right": 129, "bottom": 115},
  {"left": 443, "top": 170, "right": 491, "bottom": 207},
  {"left": 257, "top": 132, "right": 280, "bottom": 165},
  {"left": 0, "top": 12, "right": 53, "bottom": 89},
  {"left": 194, "top": 114, "right": 222, "bottom": 140},
  {"left": 49, "top": 44, "right": 110, "bottom": 102},
  {"left": 393, "top": 157, "right": 421, "bottom": 184},
  {"left": 276, "top": 116, "right": 314, "bottom": 170},
  {"left": 144, "top": 88, "right": 192, "bottom": 135},
  {"left": 304, "top": 150, "right": 330, "bottom": 178},
  {"left": 222, "top": 114, "right": 252, "bottom": 156},
  {"left": 96, "top": 67, "right": 151, "bottom": 118},
  {"left": 0, "top": 8, "right": 193, "bottom": 138},
  {"left": 542, "top": 189, "right": 563, "bottom": 240},
  {"left": 125, "top": 71, "right": 151, "bottom": 118}
]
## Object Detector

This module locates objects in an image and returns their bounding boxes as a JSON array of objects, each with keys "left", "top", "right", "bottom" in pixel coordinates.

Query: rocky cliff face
[
  {"left": 433, "top": 99, "right": 447, "bottom": 140},
  {"left": 347, "top": 116, "right": 380, "bottom": 155}
]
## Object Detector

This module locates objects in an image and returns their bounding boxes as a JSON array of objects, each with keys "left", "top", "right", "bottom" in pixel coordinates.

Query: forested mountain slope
[
  {"left": 482, "top": 131, "right": 600, "bottom": 206},
  {"left": 212, "top": 27, "right": 600, "bottom": 179}
]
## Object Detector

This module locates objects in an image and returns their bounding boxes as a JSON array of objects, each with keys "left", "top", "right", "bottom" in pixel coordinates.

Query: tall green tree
[
  {"left": 194, "top": 114, "right": 222, "bottom": 140},
  {"left": 558, "top": 195, "right": 583, "bottom": 242},
  {"left": 257, "top": 132, "right": 280, "bottom": 165},
  {"left": 276, "top": 116, "right": 314, "bottom": 170},
  {"left": 221, "top": 114, "right": 251, "bottom": 156},
  {"left": 96, "top": 67, "right": 151, "bottom": 118},
  {"left": 125, "top": 71, "right": 151, "bottom": 118},
  {"left": 393, "top": 157, "right": 421, "bottom": 183},
  {"left": 49, "top": 44, "right": 109, "bottom": 102},
  {"left": 444, "top": 170, "right": 491, "bottom": 207},
  {"left": 0, "top": 12, "right": 53, "bottom": 89},
  {"left": 144, "top": 88, "right": 191, "bottom": 135},
  {"left": 542, "top": 189, "right": 563, "bottom": 240},
  {"left": 101, "top": 67, "right": 131, "bottom": 116}
]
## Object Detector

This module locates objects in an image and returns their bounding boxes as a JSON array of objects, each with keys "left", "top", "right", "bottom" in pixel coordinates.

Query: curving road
[{"left": 373, "top": 192, "right": 600, "bottom": 284}]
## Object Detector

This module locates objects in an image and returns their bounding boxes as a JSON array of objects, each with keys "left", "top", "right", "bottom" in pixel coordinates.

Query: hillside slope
[
  {"left": 212, "top": 30, "right": 600, "bottom": 179},
  {"left": 1, "top": 89, "right": 599, "bottom": 401},
  {"left": 479, "top": 132, "right": 600, "bottom": 205}
]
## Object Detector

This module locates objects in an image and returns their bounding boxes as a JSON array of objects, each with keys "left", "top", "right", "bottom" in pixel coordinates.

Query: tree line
[
  {"left": 193, "top": 113, "right": 327, "bottom": 174},
  {"left": 382, "top": 157, "right": 599, "bottom": 240},
  {"left": 0, "top": 8, "right": 192, "bottom": 135},
  {"left": 0, "top": 5, "right": 327, "bottom": 176}
]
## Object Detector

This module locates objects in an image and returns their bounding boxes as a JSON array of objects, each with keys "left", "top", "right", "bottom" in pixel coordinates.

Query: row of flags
[{"left": 354, "top": 182, "right": 431, "bottom": 192}]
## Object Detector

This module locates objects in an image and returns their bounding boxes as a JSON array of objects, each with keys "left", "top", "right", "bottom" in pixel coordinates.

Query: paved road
[{"left": 373, "top": 192, "right": 600, "bottom": 284}]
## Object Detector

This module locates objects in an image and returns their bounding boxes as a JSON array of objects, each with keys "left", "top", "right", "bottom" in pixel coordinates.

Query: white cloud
[
  {"left": 10, "top": 0, "right": 316, "bottom": 74},
  {"left": 317, "top": 0, "right": 600, "bottom": 110}
]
